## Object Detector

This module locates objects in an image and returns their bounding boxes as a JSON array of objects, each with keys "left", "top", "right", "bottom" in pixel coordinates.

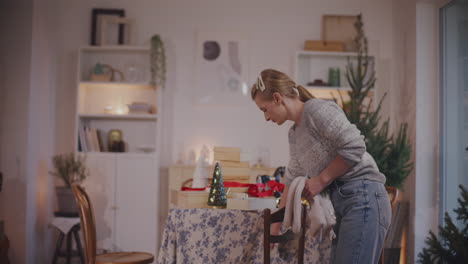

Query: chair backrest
[
  {"left": 263, "top": 205, "right": 306, "bottom": 264},
  {"left": 72, "top": 184, "right": 97, "bottom": 264}
]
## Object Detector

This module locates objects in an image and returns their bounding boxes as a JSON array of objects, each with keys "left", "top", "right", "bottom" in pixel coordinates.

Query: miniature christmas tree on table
[{"left": 207, "top": 162, "right": 227, "bottom": 209}]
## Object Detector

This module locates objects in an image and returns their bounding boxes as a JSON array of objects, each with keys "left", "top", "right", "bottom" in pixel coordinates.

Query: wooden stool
[{"left": 52, "top": 222, "right": 84, "bottom": 264}]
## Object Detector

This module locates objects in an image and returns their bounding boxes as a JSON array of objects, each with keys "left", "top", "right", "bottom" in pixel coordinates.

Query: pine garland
[
  {"left": 340, "top": 14, "right": 413, "bottom": 190},
  {"left": 150, "top": 34, "right": 166, "bottom": 88}
]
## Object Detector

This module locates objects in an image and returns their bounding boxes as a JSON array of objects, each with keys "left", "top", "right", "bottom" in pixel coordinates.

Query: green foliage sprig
[
  {"left": 150, "top": 34, "right": 166, "bottom": 88},
  {"left": 49, "top": 152, "right": 89, "bottom": 188}
]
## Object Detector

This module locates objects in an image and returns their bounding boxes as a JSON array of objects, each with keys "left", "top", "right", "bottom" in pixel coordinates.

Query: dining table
[{"left": 157, "top": 208, "right": 331, "bottom": 263}]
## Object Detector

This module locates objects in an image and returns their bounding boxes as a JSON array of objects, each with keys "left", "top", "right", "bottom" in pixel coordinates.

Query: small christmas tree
[
  {"left": 207, "top": 162, "right": 227, "bottom": 209},
  {"left": 418, "top": 185, "right": 468, "bottom": 264},
  {"left": 340, "top": 14, "right": 413, "bottom": 189}
]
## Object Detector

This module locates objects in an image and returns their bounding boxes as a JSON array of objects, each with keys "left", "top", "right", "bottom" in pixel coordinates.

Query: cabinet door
[
  {"left": 81, "top": 153, "right": 116, "bottom": 251},
  {"left": 115, "top": 154, "right": 158, "bottom": 257}
]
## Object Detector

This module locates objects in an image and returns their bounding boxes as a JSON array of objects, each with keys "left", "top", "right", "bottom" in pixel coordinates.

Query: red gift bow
[{"left": 247, "top": 181, "right": 285, "bottom": 197}]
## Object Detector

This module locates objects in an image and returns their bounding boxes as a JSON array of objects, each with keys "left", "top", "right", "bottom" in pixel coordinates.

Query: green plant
[
  {"left": 339, "top": 14, "right": 413, "bottom": 190},
  {"left": 49, "top": 152, "right": 89, "bottom": 188},
  {"left": 150, "top": 34, "right": 166, "bottom": 88},
  {"left": 418, "top": 185, "right": 468, "bottom": 264}
]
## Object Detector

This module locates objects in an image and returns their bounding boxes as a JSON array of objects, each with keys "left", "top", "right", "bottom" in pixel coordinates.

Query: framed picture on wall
[
  {"left": 194, "top": 31, "right": 250, "bottom": 106},
  {"left": 90, "top": 8, "right": 126, "bottom": 46}
]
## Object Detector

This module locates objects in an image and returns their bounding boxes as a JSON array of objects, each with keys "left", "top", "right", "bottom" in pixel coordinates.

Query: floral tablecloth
[{"left": 157, "top": 208, "right": 331, "bottom": 264}]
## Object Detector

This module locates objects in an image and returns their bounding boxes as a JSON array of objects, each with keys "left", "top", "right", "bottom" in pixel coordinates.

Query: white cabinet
[
  {"left": 82, "top": 153, "right": 159, "bottom": 258},
  {"left": 75, "top": 46, "right": 162, "bottom": 261},
  {"left": 81, "top": 153, "right": 115, "bottom": 249},
  {"left": 115, "top": 154, "right": 158, "bottom": 254},
  {"left": 294, "top": 51, "right": 375, "bottom": 105}
]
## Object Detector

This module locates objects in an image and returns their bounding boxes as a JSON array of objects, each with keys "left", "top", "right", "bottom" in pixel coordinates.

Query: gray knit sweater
[{"left": 284, "top": 99, "right": 386, "bottom": 186}]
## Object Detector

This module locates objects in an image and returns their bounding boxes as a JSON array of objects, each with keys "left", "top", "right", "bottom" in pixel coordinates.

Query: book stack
[
  {"left": 213, "top": 147, "right": 250, "bottom": 183},
  {"left": 127, "top": 102, "right": 154, "bottom": 114},
  {"left": 78, "top": 123, "right": 103, "bottom": 152}
]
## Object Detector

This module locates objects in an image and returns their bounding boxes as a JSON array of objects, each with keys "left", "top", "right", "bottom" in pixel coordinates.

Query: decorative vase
[{"left": 55, "top": 187, "right": 78, "bottom": 215}]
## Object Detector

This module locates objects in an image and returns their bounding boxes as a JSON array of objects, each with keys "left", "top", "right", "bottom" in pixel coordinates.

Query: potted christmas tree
[
  {"left": 49, "top": 152, "right": 89, "bottom": 215},
  {"left": 340, "top": 14, "right": 413, "bottom": 190}
]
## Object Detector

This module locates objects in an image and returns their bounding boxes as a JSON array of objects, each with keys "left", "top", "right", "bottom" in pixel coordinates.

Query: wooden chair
[
  {"left": 379, "top": 186, "right": 399, "bottom": 264},
  {"left": 71, "top": 184, "right": 154, "bottom": 264},
  {"left": 263, "top": 205, "right": 307, "bottom": 264}
]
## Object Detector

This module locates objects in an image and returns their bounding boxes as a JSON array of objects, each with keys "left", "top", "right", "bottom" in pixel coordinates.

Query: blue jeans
[{"left": 330, "top": 179, "right": 391, "bottom": 264}]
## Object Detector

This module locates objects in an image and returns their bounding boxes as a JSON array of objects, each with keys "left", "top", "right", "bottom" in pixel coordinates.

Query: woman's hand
[
  {"left": 302, "top": 176, "right": 327, "bottom": 202},
  {"left": 270, "top": 222, "right": 281, "bottom": 249}
]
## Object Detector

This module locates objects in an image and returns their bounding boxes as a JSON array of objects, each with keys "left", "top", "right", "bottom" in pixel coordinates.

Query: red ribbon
[
  {"left": 180, "top": 181, "right": 251, "bottom": 191},
  {"left": 247, "top": 181, "right": 285, "bottom": 197}
]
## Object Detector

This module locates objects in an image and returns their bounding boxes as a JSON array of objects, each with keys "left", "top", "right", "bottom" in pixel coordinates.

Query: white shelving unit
[
  {"left": 294, "top": 50, "right": 376, "bottom": 105},
  {"left": 75, "top": 46, "right": 160, "bottom": 154},
  {"left": 75, "top": 45, "right": 162, "bottom": 259}
]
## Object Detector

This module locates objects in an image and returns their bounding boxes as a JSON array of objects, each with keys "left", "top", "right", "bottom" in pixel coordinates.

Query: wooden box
[
  {"left": 321, "top": 15, "right": 358, "bottom": 51},
  {"left": 171, "top": 190, "right": 210, "bottom": 209},
  {"left": 304, "top": 40, "right": 345, "bottom": 52},
  {"left": 219, "top": 161, "right": 249, "bottom": 168},
  {"left": 213, "top": 147, "right": 241, "bottom": 162},
  {"left": 226, "top": 197, "right": 277, "bottom": 210}
]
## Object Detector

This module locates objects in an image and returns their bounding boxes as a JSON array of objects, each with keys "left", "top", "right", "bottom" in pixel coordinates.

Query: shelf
[
  {"left": 79, "top": 114, "right": 157, "bottom": 120},
  {"left": 297, "top": 51, "right": 359, "bottom": 57},
  {"left": 306, "top": 86, "right": 351, "bottom": 91},
  {"left": 77, "top": 151, "right": 159, "bottom": 158},
  {"left": 79, "top": 82, "right": 155, "bottom": 89},
  {"left": 80, "top": 46, "right": 150, "bottom": 53}
]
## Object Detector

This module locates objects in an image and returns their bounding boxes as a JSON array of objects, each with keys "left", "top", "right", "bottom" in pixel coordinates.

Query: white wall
[
  {"left": 0, "top": 0, "right": 58, "bottom": 263},
  {"left": 0, "top": 1, "right": 34, "bottom": 263},
  {"left": 26, "top": 0, "right": 59, "bottom": 262},
  {"left": 415, "top": 2, "right": 439, "bottom": 260},
  {"left": 393, "top": 0, "right": 440, "bottom": 262},
  {"left": 393, "top": 1, "right": 417, "bottom": 262}
]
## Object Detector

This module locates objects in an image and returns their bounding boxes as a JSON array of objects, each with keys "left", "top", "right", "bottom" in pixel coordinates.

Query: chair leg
[
  {"left": 73, "top": 227, "right": 84, "bottom": 264},
  {"left": 52, "top": 232, "right": 65, "bottom": 264},
  {"left": 264, "top": 209, "right": 271, "bottom": 264},
  {"left": 298, "top": 205, "right": 306, "bottom": 264}
]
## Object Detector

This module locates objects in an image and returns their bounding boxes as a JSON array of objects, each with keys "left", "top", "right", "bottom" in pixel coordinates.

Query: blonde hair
[{"left": 250, "top": 69, "right": 314, "bottom": 102}]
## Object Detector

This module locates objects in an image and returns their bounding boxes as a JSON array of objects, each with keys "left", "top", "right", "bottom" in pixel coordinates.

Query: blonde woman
[{"left": 252, "top": 69, "right": 391, "bottom": 264}]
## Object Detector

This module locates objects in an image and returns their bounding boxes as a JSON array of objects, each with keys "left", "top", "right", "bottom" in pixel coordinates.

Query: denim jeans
[{"left": 330, "top": 179, "right": 391, "bottom": 264}]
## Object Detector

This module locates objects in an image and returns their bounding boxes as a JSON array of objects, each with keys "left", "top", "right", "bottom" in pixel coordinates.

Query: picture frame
[
  {"left": 194, "top": 31, "right": 250, "bottom": 106},
  {"left": 97, "top": 15, "right": 134, "bottom": 46},
  {"left": 90, "top": 8, "right": 125, "bottom": 46}
]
